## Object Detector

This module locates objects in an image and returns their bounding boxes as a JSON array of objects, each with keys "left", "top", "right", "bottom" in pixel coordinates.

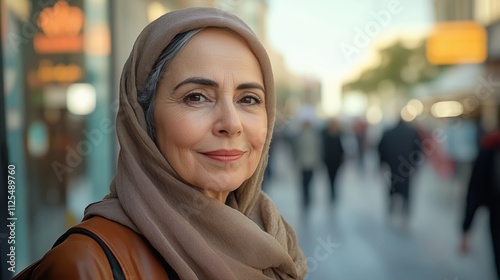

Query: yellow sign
[
  {"left": 426, "top": 21, "right": 487, "bottom": 65},
  {"left": 36, "top": 59, "right": 83, "bottom": 83}
]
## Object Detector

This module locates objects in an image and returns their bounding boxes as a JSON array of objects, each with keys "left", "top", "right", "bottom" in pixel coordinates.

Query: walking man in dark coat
[
  {"left": 378, "top": 118, "right": 422, "bottom": 219},
  {"left": 321, "top": 119, "right": 344, "bottom": 202}
]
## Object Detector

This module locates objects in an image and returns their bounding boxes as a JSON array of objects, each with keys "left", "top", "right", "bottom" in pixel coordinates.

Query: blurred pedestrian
[
  {"left": 460, "top": 129, "right": 500, "bottom": 280},
  {"left": 262, "top": 130, "right": 276, "bottom": 191},
  {"left": 296, "top": 119, "right": 322, "bottom": 208},
  {"left": 321, "top": 118, "right": 345, "bottom": 202},
  {"left": 378, "top": 118, "right": 422, "bottom": 220},
  {"left": 354, "top": 117, "right": 368, "bottom": 170}
]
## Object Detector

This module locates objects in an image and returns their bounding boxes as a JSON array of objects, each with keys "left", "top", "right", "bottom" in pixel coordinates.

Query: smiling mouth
[{"left": 201, "top": 149, "right": 245, "bottom": 163}]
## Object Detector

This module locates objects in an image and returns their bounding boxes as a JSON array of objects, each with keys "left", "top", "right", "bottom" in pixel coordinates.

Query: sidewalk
[{"left": 265, "top": 140, "right": 496, "bottom": 280}]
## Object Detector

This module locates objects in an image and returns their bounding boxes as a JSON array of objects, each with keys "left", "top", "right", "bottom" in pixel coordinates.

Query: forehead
[{"left": 166, "top": 28, "right": 263, "bottom": 77}]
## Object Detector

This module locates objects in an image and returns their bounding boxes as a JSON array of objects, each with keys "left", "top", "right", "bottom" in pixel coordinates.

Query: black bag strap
[{"left": 53, "top": 227, "right": 125, "bottom": 280}]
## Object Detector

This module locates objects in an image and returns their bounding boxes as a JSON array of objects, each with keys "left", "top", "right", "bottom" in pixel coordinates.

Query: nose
[{"left": 213, "top": 98, "right": 243, "bottom": 137}]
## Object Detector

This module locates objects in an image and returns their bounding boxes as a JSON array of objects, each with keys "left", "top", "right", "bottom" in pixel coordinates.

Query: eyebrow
[
  {"left": 237, "top": 82, "right": 265, "bottom": 92},
  {"left": 174, "top": 77, "right": 218, "bottom": 90},
  {"left": 174, "top": 77, "right": 265, "bottom": 92}
]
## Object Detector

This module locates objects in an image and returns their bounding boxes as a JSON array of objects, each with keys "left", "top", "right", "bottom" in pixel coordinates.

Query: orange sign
[
  {"left": 34, "top": 1, "right": 84, "bottom": 53},
  {"left": 36, "top": 59, "right": 83, "bottom": 83},
  {"left": 426, "top": 21, "right": 487, "bottom": 65}
]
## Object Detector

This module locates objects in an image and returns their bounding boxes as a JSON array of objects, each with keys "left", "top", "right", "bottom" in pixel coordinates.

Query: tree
[{"left": 342, "top": 40, "right": 448, "bottom": 95}]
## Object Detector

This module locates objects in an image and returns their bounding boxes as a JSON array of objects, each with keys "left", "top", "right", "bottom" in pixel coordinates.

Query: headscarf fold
[{"left": 84, "top": 7, "right": 307, "bottom": 279}]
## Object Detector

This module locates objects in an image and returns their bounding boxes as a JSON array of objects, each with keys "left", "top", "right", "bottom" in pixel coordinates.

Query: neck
[{"left": 202, "top": 190, "right": 229, "bottom": 203}]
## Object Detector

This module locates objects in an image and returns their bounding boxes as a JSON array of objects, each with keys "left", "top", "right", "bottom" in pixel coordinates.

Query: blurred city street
[
  {"left": 265, "top": 139, "right": 496, "bottom": 280},
  {"left": 3, "top": 1, "right": 500, "bottom": 279}
]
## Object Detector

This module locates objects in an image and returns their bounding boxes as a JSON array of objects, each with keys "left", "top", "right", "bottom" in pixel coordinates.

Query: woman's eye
[
  {"left": 183, "top": 93, "right": 208, "bottom": 103},
  {"left": 239, "top": 95, "right": 262, "bottom": 105}
]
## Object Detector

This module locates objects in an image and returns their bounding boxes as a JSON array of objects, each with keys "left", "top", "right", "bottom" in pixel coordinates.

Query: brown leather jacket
[{"left": 13, "top": 216, "right": 170, "bottom": 279}]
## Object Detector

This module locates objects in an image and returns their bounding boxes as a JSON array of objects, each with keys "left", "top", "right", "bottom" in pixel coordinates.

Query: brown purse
[{"left": 13, "top": 216, "right": 177, "bottom": 279}]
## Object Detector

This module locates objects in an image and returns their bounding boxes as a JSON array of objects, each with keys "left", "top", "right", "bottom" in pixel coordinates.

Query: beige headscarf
[{"left": 84, "top": 7, "right": 307, "bottom": 279}]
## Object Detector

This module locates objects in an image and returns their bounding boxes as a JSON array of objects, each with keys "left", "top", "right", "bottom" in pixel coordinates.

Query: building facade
[{"left": 2, "top": 0, "right": 115, "bottom": 271}]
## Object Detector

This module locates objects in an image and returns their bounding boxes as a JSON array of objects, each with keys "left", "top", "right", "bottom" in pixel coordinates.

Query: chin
[{"left": 204, "top": 175, "right": 248, "bottom": 192}]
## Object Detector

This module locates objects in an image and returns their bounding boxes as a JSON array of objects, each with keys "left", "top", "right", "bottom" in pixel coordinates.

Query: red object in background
[{"left": 416, "top": 126, "right": 455, "bottom": 179}]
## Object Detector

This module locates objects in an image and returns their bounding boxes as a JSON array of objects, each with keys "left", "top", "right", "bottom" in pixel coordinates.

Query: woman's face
[{"left": 154, "top": 28, "right": 267, "bottom": 201}]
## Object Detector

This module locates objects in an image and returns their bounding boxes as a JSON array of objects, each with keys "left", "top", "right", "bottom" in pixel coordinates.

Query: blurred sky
[{"left": 267, "top": 0, "right": 435, "bottom": 115}]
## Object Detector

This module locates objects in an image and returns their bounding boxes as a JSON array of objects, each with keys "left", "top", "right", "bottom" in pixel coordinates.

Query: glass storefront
[{"left": 2, "top": 0, "right": 114, "bottom": 270}]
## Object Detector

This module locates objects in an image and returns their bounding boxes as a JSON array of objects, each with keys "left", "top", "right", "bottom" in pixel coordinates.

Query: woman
[
  {"left": 461, "top": 129, "right": 500, "bottom": 279},
  {"left": 15, "top": 7, "right": 307, "bottom": 280}
]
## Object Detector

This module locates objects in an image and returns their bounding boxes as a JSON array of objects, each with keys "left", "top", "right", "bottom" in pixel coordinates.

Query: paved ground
[
  {"left": 265, "top": 139, "right": 497, "bottom": 280},
  {"left": 25, "top": 138, "right": 497, "bottom": 280}
]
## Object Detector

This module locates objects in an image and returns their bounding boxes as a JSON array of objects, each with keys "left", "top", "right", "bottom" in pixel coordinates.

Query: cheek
[
  {"left": 171, "top": 118, "right": 199, "bottom": 143},
  {"left": 245, "top": 113, "right": 268, "bottom": 151},
  {"left": 155, "top": 110, "right": 202, "bottom": 158},
  {"left": 245, "top": 118, "right": 267, "bottom": 179}
]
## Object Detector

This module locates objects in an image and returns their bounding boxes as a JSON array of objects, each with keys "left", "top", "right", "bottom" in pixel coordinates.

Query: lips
[{"left": 201, "top": 149, "right": 245, "bottom": 162}]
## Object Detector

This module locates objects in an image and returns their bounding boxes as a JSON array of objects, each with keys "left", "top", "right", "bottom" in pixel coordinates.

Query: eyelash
[
  {"left": 182, "top": 92, "right": 263, "bottom": 105},
  {"left": 183, "top": 92, "right": 209, "bottom": 104},
  {"left": 239, "top": 94, "right": 262, "bottom": 105}
]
